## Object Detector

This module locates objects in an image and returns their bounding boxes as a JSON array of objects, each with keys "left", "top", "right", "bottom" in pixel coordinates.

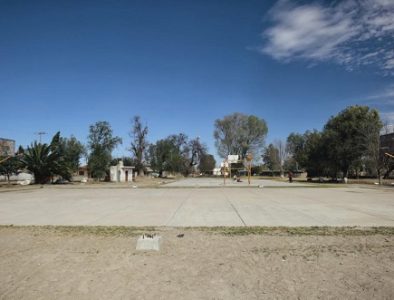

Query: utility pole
[{"left": 35, "top": 131, "right": 47, "bottom": 143}]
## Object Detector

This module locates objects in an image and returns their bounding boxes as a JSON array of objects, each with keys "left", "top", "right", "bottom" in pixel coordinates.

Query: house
[
  {"left": 72, "top": 165, "right": 89, "bottom": 182},
  {"left": 110, "top": 160, "right": 135, "bottom": 183}
]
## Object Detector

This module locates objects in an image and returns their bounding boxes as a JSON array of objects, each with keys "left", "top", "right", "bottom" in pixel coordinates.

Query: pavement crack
[
  {"left": 223, "top": 191, "right": 246, "bottom": 226},
  {"left": 165, "top": 190, "right": 191, "bottom": 226}
]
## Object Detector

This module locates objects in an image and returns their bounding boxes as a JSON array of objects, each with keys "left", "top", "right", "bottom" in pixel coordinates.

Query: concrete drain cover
[{"left": 136, "top": 234, "right": 161, "bottom": 251}]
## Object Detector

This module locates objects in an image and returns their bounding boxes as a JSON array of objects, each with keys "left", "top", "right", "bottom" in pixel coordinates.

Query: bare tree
[
  {"left": 188, "top": 137, "right": 207, "bottom": 167},
  {"left": 381, "top": 121, "right": 394, "bottom": 135},
  {"left": 274, "top": 139, "right": 288, "bottom": 176},
  {"left": 130, "top": 116, "right": 149, "bottom": 176}
]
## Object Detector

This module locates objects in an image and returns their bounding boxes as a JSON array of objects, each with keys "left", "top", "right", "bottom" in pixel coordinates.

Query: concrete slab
[
  {"left": 0, "top": 185, "right": 393, "bottom": 227},
  {"left": 136, "top": 235, "right": 161, "bottom": 251}
]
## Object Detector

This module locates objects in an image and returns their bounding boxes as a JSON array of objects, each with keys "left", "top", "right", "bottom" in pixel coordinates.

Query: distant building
[
  {"left": 380, "top": 132, "right": 394, "bottom": 154},
  {"left": 0, "top": 138, "right": 15, "bottom": 156},
  {"left": 110, "top": 160, "right": 134, "bottom": 182},
  {"left": 72, "top": 165, "right": 89, "bottom": 182}
]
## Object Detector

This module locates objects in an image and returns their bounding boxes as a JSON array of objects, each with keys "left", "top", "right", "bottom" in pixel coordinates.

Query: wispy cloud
[
  {"left": 365, "top": 84, "right": 394, "bottom": 105},
  {"left": 262, "top": 0, "right": 394, "bottom": 75},
  {"left": 360, "top": 84, "right": 394, "bottom": 124},
  {"left": 381, "top": 112, "right": 394, "bottom": 124}
]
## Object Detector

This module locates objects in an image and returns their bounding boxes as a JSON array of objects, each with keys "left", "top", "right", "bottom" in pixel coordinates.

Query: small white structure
[
  {"left": 136, "top": 234, "right": 161, "bottom": 251},
  {"left": 213, "top": 168, "right": 222, "bottom": 176},
  {"left": 110, "top": 161, "right": 134, "bottom": 183},
  {"left": 227, "top": 155, "right": 239, "bottom": 163},
  {"left": 0, "top": 172, "right": 34, "bottom": 183}
]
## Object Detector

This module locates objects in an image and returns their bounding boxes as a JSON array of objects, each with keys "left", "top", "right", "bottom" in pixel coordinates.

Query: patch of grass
[
  {"left": 0, "top": 225, "right": 157, "bottom": 237},
  {"left": 1, "top": 225, "right": 393, "bottom": 236},
  {"left": 190, "top": 226, "right": 394, "bottom": 236}
]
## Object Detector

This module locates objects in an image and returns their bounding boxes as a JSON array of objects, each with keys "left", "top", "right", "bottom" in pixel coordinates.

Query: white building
[
  {"left": 109, "top": 161, "right": 135, "bottom": 183},
  {"left": 213, "top": 168, "right": 222, "bottom": 176}
]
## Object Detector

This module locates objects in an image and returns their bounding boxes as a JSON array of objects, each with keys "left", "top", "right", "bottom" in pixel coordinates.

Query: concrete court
[
  {"left": 0, "top": 184, "right": 393, "bottom": 227},
  {"left": 163, "top": 177, "right": 310, "bottom": 187}
]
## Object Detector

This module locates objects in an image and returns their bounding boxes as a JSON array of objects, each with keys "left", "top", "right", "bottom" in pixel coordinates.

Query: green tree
[
  {"left": 148, "top": 133, "right": 204, "bottom": 176},
  {"left": 286, "top": 130, "right": 330, "bottom": 178},
  {"left": 0, "top": 155, "right": 21, "bottom": 184},
  {"left": 60, "top": 136, "right": 85, "bottom": 174},
  {"left": 262, "top": 144, "right": 280, "bottom": 173},
  {"left": 130, "top": 116, "right": 149, "bottom": 176},
  {"left": 283, "top": 156, "right": 298, "bottom": 172},
  {"left": 286, "top": 132, "right": 308, "bottom": 168},
  {"left": 302, "top": 130, "right": 329, "bottom": 178},
  {"left": 148, "top": 134, "right": 186, "bottom": 176},
  {"left": 214, "top": 113, "right": 268, "bottom": 158},
  {"left": 323, "top": 106, "right": 382, "bottom": 178},
  {"left": 111, "top": 157, "right": 134, "bottom": 167},
  {"left": 87, "top": 121, "right": 122, "bottom": 180},
  {"left": 198, "top": 154, "right": 216, "bottom": 174},
  {"left": 22, "top": 132, "right": 71, "bottom": 183}
]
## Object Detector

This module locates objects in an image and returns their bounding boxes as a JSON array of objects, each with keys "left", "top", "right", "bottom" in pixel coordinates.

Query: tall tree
[
  {"left": 286, "top": 133, "right": 308, "bottom": 168},
  {"left": 214, "top": 113, "right": 268, "bottom": 158},
  {"left": 130, "top": 116, "right": 149, "bottom": 176},
  {"left": 362, "top": 112, "right": 385, "bottom": 183},
  {"left": 274, "top": 139, "right": 288, "bottom": 175},
  {"left": 198, "top": 154, "right": 216, "bottom": 174},
  {"left": 59, "top": 136, "right": 85, "bottom": 174},
  {"left": 87, "top": 121, "right": 122, "bottom": 180},
  {"left": 323, "top": 106, "right": 382, "bottom": 178},
  {"left": 148, "top": 134, "right": 206, "bottom": 176},
  {"left": 148, "top": 134, "right": 187, "bottom": 176},
  {"left": 262, "top": 144, "right": 280, "bottom": 173},
  {"left": 188, "top": 137, "right": 207, "bottom": 168},
  {"left": 286, "top": 130, "right": 330, "bottom": 178},
  {"left": 302, "top": 130, "right": 329, "bottom": 178}
]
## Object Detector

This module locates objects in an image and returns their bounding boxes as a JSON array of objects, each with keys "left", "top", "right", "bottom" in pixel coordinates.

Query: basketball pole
[{"left": 246, "top": 153, "right": 253, "bottom": 185}]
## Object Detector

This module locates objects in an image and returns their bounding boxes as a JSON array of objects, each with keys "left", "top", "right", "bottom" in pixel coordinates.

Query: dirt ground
[{"left": 0, "top": 227, "right": 393, "bottom": 300}]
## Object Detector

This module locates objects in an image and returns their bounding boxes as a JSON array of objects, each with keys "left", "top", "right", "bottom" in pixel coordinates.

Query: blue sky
[{"left": 1, "top": 0, "right": 393, "bottom": 161}]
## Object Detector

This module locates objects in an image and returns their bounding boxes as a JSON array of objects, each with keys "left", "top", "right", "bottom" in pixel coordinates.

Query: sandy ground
[{"left": 1, "top": 227, "right": 393, "bottom": 299}]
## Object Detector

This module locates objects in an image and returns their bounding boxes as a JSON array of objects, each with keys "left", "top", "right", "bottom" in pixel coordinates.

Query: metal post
[
  {"left": 246, "top": 153, "right": 253, "bottom": 185},
  {"left": 35, "top": 131, "right": 47, "bottom": 143}
]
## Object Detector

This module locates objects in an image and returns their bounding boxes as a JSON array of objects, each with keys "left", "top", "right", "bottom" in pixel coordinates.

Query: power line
[{"left": 34, "top": 131, "right": 47, "bottom": 143}]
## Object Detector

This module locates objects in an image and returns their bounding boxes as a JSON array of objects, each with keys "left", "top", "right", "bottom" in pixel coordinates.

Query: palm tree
[{"left": 22, "top": 132, "right": 71, "bottom": 184}]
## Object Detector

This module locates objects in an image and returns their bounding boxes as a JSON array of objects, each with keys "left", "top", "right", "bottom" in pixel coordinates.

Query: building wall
[
  {"left": 0, "top": 138, "right": 15, "bottom": 156},
  {"left": 380, "top": 133, "right": 394, "bottom": 154},
  {"left": 109, "top": 161, "right": 134, "bottom": 182}
]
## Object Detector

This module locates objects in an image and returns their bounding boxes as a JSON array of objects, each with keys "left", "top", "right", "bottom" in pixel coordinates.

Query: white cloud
[
  {"left": 262, "top": 0, "right": 394, "bottom": 75},
  {"left": 361, "top": 84, "right": 394, "bottom": 126},
  {"left": 366, "top": 84, "right": 394, "bottom": 104},
  {"left": 380, "top": 112, "right": 394, "bottom": 124}
]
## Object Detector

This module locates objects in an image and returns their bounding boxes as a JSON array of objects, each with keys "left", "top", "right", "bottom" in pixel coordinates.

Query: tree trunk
[{"left": 138, "top": 169, "right": 145, "bottom": 177}]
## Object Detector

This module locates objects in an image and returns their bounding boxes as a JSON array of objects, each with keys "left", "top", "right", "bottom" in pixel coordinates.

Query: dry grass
[{"left": 2, "top": 225, "right": 394, "bottom": 237}]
